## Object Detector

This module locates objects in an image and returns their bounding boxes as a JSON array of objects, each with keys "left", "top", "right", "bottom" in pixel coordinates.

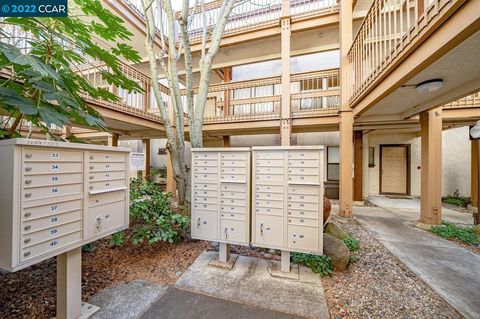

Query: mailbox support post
[
  {"left": 219, "top": 243, "right": 230, "bottom": 263},
  {"left": 281, "top": 251, "right": 290, "bottom": 272}
]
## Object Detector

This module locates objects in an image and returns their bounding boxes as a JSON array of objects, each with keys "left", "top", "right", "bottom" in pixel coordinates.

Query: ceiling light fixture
[{"left": 415, "top": 79, "right": 444, "bottom": 94}]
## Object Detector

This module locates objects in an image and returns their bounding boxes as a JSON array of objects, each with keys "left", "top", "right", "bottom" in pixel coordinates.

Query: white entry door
[{"left": 381, "top": 146, "right": 408, "bottom": 194}]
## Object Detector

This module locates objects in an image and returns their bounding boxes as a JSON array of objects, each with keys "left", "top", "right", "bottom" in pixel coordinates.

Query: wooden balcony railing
[
  {"left": 182, "top": 69, "right": 340, "bottom": 124},
  {"left": 443, "top": 92, "right": 480, "bottom": 109},
  {"left": 348, "top": 0, "right": 462, "bottom": 105},
  {"left": 185, "top": 0, "right": 339, "bottom": 44}
]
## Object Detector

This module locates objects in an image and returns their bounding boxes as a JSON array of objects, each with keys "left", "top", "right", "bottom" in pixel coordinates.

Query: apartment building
[{"left": 2, "top": 0, "right": 480, "bottom": 225}]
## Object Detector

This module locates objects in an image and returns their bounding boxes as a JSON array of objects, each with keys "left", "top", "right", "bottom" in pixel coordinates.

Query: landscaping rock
[
  {"left": 323, "top": 196, "right": 331, "bottom": 225},
  {"left": 325, "top": 222, "right": 350, "bottom": 241},
  {"left": 323, "top": 233, "right": 350, "bottom": 270}
]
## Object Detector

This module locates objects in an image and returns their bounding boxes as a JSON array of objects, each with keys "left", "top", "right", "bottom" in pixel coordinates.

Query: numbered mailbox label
[
  {"left": 51, "top": 187, "right": 60, "bottom": 195},
  {"left": 51, "top": 152, "right": 60, "bottom": 159},
  {"left": 49, "top": 228, "right": 58, "bottom": 236},
  {"left": 49, "top": 239, "right": 59, "bottom": 248},
  {"left": 51, "top": 176, "right": 59, "bottom": 183},
  {"left": 50, "top": 204, "right": 58, "bottom": 212},
  {"left": 50, "top": 216, "right": 58, "bottom": 224},
  {"left": 105, "top": 164, "right": 110, "bottom": 169},
  {"left": 51, "top": 164, "right": 60, "bottom": 171}
]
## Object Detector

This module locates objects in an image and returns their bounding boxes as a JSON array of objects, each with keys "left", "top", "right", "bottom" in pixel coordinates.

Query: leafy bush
[
  {"left": 111, "top": 178, "right": 190, "bottom": 246},
  {"left": 291, "top": 252, "right": 333, "bottom": 276},
  {"left": 431, "top": 221, "right": 479, "bottom": 245},
  {"left": 442, "top": 195, "right": 471, "bottom": 208},
  {"left": 343, "top": 237, "right": 360, "bottom": 252}
]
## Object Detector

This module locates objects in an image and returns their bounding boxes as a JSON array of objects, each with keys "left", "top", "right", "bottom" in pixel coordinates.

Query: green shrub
[
  {"left": 431, "top": 221, "right": 479, "bottom": 245},
  {"left": 442, "top": 195, "right": 471, "bottom": 208},
  {"left": 343, "top": 237, "right": 360, "bottom": 252},
  {"left": 111, "top": 178, "right": 189, "bottom": 247},
  {"left": 291, "top": 252, "right": 333, "bottom": 276},
  {"left": 349, "top": 255, "right": 359, "bottom": 264}
]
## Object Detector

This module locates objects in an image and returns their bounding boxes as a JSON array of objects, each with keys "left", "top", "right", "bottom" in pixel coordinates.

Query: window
[{"left": 327, "top": 146, "right": 339, "bottom": 181}]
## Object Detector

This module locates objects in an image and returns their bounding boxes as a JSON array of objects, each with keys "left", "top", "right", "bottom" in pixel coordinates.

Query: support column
[
  {"left": 57, "top": 248, "right": 82, "bottom": 319},
  {"left": 223, "top": 67, "right": 232, "bottom": 116},
  {"left": 107, "top": 133, "right": 119, "bottom": 147},
  {"left": 280, "top": 0, "right": 291, "bottom": 146},
  {"left": 219, "top": 243, "right": 231, "bottom": 263},
  {"left": 280, "top": 0, "right": 291, "bottom": 273},
  {"left": 223, "top": 136, "right": 231, "bottom": 147},
  {"left": 142, "top": 139, "right": 151, "bottom": 179},
  {"left": 420, "top": 107, "right": 442, "bottom": 225},
  {"left": 471, "top": 139, "right": 478, "bottom": 208},
  {"left": 339, "top": 111, "right": 354, "bottom": 217},
  {"left": 353, "top": 131, "right": 363, "bottom": 201},
  {"left": 339, "top": 0, "right": 354, "bottom": 217}
]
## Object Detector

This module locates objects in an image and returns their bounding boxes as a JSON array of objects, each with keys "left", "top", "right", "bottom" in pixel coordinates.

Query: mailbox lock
[
  {"left": 25, "top": 180, "right": 32, "bottom": 185},
  {"left": 89, "top": 176, "right": 94, "bottom": 180},
  {"left": 197, "top": 218, "right": 201, "bottom": 227},
  {"left": 25, "top": 193, "right": 32, "bottom": 198},
  {"left": 24, "top": 225, "right": 31, "bottom": 231},
  {"left": 24, "top": 251, "right": 31, "bottom": 257},
  {"left": 90, "top": 166, "right": 94, "bottom": 169},
  {"left": 224, "top": 227, "right": 228, "bottom": 239},
  {"left": 24, "top": 212, "right": 31, "bottom": 218},
  {"left": 89, "top": 186, "right": 94, "bottom": 190},
  {"left": 90, "top": 155, "right": 94, "bottom": 159},
  {"left": 25, "top": 167, "right": 32, "bottom": 172},
  {"left": 260, "top": 223, "right": 264, "bottom": 235},
  {"left": 25, "top": 153, "right": 32, "bottom": 159},
  {"left": 24, "top": 238, "right": 31, "bottom": 244}
]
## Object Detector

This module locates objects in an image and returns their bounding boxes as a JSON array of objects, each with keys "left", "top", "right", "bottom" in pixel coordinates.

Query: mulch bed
[
  {"left": 0, "top": 238, "right": 206, "bottom": 319},
  {"left": 322, "top": 216, "right": 462, "bottom": 319}
]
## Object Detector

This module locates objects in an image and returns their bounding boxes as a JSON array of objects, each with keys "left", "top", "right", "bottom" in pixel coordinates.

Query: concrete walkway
[
  {"left": 352, "top": 205, "right": 480, "bottom": 319},
  {"left": 368, "top": 195, "right": 474, "bottom": 224}
]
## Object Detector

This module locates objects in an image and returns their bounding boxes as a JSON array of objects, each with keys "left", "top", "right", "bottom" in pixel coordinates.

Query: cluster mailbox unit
[
  {"left": 0, "top": 139, "right": 130, "bottom": 272},
  {"left": 191, "top": 145, "right": 324, "bottom": 259},
  {"left": 191, "top": 148, "right": 251, "bottom": 246}
]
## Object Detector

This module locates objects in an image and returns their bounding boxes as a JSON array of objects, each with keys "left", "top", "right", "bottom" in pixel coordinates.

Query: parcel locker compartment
[
  {"left": 287, "top": 217, "right": 318, "bottom": 227},
  {"left": 221, "top": 160, "right": 246, "bottom": 168},
  {"left": 193, "top": 152, "right": 218, "bottom": 160},
  {"left": 255, "top": 199, "right": 283, "bottom": 209},
  {"left": 220, "top": 183, "right": 246, "bottom": 192},
  {"left": 88, "top": 152, "right": 126, "bottom": 163},
  {"left": 24, "top": 162, "right": 83, "bottom": 175},
  {"left": 254, "top": 215, "right": 283, "bottom": 247},
  {"left": 194, "top": 183, "right": 218, "bottom": 191},
  {"left": 220, "top": 198, "right": 246, "bottom": 207},
  {"left": 255, "top": 192, "right": 283, "bottom": 201},
  {"left": 23, "top": 173, "right": 82, "bottom": 189},
  {"left": 193, "top": 202, "right": 217, "bottom": 211},
  {"left": 287, "top": 209, "right": 319, "bottom": 219},
  {"left": 194, "top": 196, "right": 218, "bottom": 205},
  {"left": 288, "top": 151, "right": 320, "bottom": 160},
  {"left": 22, "top": 183, "right": 83, "bottom": 202},
  {"left": 89, "top": 171, "right": 126, "bottom": 182},
  {"left": 287, "top": 194, "right": 319, "bottom": 203},
  {"left": 22, "top": 210, "right": 82, "bottom": 234},
  {"left": 288, "top": 174, "right": 319, "bottom": 184},
  {"left": 23, "top": 148, "right": 83, "bottom": 162},
  {"left": 255, "top": 185, "right": 283, "bottom": 193},
  {"left": 22, "top": 220, "right": 82, "bottom": 248},
  {"left": 255, "top": 173, "right": 284, "bottom": 183},
  {"left": 193, "top": 166, "right": 218, "bottom": 174},
  {"left": 220, "top": 191, "right": 246, "bottom": 199},
  {"left": 192, "top": 211, "right": 217, "bottom": 240},
  {"left": 220, "top": 212, "right": 246, "bottom": 221},
  {"left": 87, "top": 201, "right": 127, "bottom": 238},
  {"left": 288, "top": 159, "right": 319, "bottom": 168},
  {"left": 255, "top": 159, "right": 284, "bottom": 167},
  {"left": 287, "top": 201, "right": 319, "bottom": 211},
  {"left": 193, "top": 189, "right": 218, "bottom": 197},
  {"left": 255, "top": 151, "right": 284, "bottom": 160},
  {"left": 88, "top": 179, "right": 126, "bottom": 192},
  {"left": 220, "top": 174, "right": 247, "bottom": 183},
  {"left": 254, "top": 206, "right": 284, "bottom": 216},
  {"left": 288, "top": 185, "right": 321, "bottom": 195},
  {"left": 221, "top": 219, "right": 247, "bottom": 243},
  {"left": 23, "top": 199, "right": 82, "bottom": 221},
  {"left": 220, "top": 167, "right": 247, "bottom": 175},
  {"left": 88, "top": 190, "right": 126, "bottom": 207},
  {"left": 194, "top": 159, "right": 218, "bottom": 167},
  {"left": 193, "top": 173, "right": 218, "bottom": 182},
  {"left": 89, "top": 162, "right": 125, "bottom": 172},
  {"left": 20, "top": 231, "right": 82, "bottom": 263},
  {"left": 221, "top": 152, "right": 248, "bottom": 160},
  {"left": 254, "top": 166, "right": 283, "bottom": 175},
  {"left": 288, "top": 167, "right": 319, "bottom": 175},
  {"left": 288, "top": 225, "right": 319, "bottom": 252}
]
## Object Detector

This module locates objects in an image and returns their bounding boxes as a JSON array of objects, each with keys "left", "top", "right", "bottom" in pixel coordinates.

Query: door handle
[
  {"left": 224, "top": 227, "right": 228, "bottom": 239},
  {"left": 260, "top": 223, "right": 264, "bottom": 236}
]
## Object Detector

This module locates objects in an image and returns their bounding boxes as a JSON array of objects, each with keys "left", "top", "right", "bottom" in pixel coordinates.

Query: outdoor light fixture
[
  {"left": 470, "top": 121, "right": 480, "bottom": 225},
  {"left": 470, "top": 120, "right": 480, "bottom": 139},
  {"left": 415, "top": 79, "right": 444, "bottom": 94}
]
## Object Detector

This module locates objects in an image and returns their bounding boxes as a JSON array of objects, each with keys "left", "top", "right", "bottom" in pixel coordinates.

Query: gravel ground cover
[
  {"left": 322, "top": 215, "right": 462, "bottom": 319},
  {"left": 0, "top": 238, "right": 206, "bottom": 319}
]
